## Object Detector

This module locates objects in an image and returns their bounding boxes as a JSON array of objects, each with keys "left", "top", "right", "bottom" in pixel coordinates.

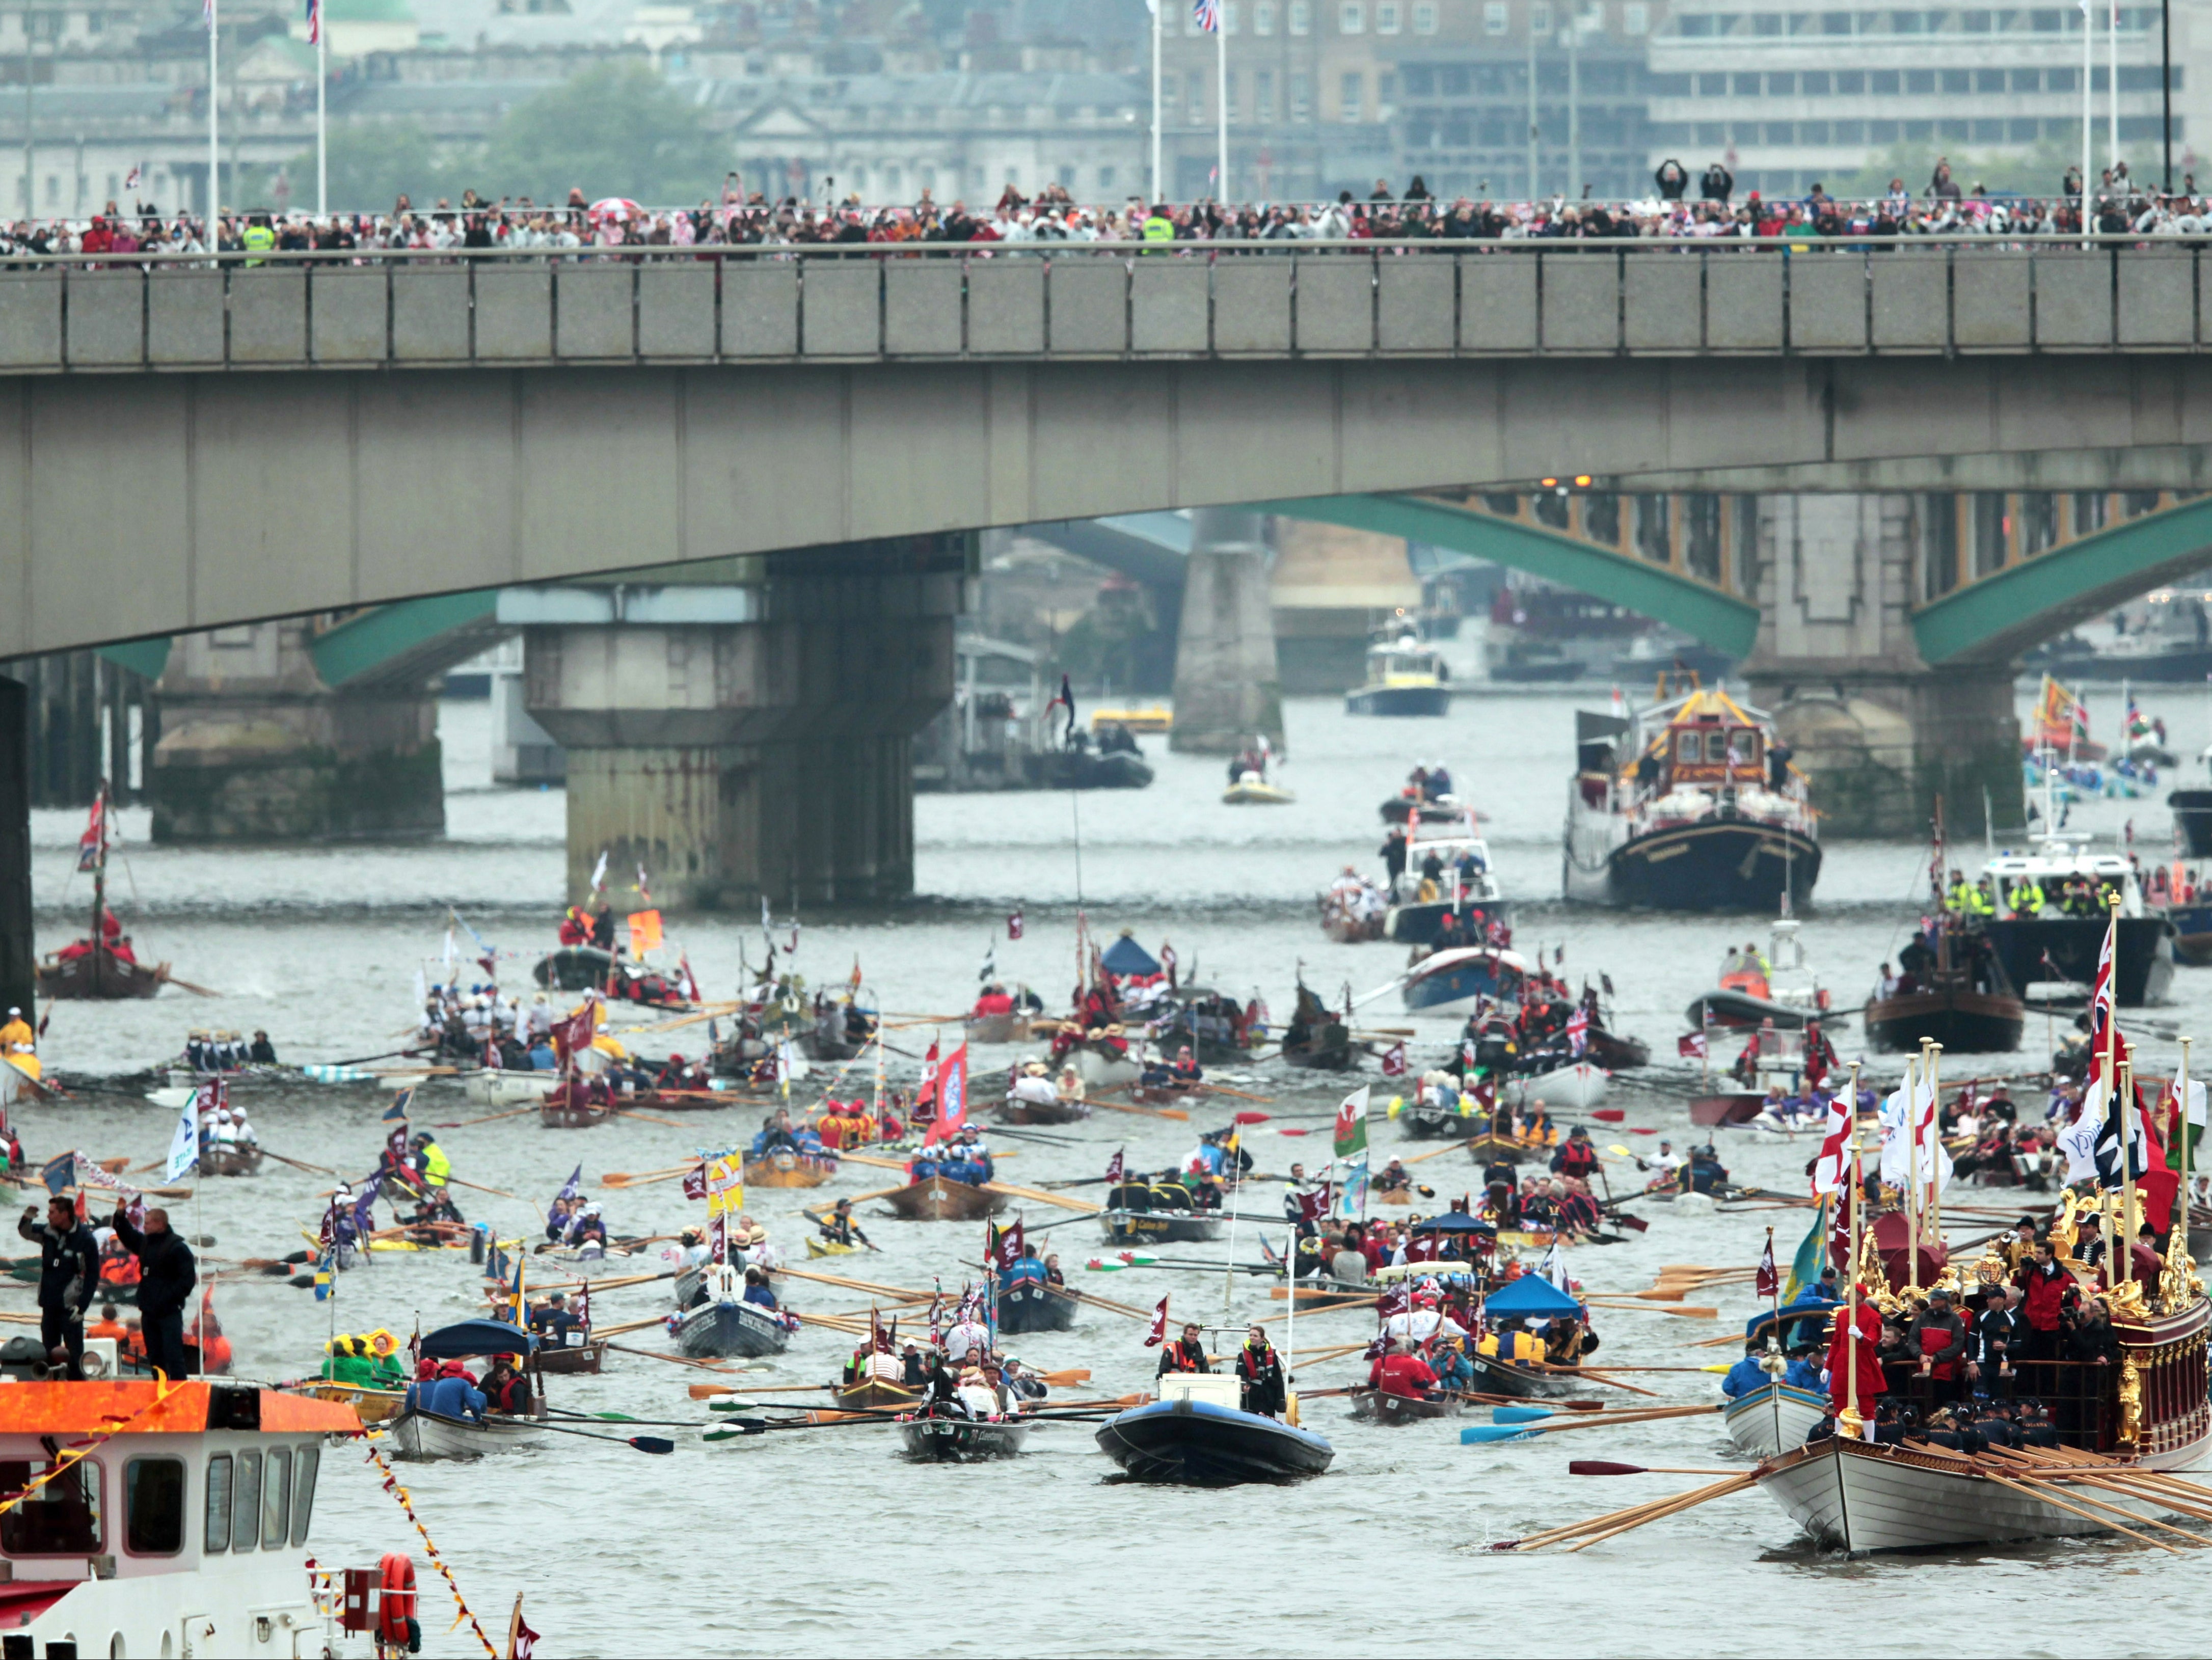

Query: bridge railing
[{"left": 0, "top": 236, "right": 2204, "bottom": 370}]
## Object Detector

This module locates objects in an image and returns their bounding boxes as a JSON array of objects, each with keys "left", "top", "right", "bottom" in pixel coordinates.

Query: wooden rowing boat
[
  {"left": 387, "top": 1407, "right": 548, "bottom": 1461},
  {"left": 1348, "top": 1389, "right": 1461, "bottom": 1425},
  {"left": 837, "top": 1378, "right": 919, "bottom": 1411},
  {"left": 676, "top": 1297, "right": 791, "bottom": 1359},
  {"left": 540, "top": 1100, "right": 612, "bottom": 1129},
  {"left": 742, "top": 1151, "right": 835, "bottom": 1188},
  {"left": 878, "top": 1177, "right": 1006, "bottom": 1222},
  {"left": 993, "top": 1095, "right": 1091, "bottom": 1126},
  {"left": 996, "top": 1277, "right": 1078, "bottom": 1334},
  {"left": 532, "top": 1338, "right": 608, "bottom": 1376},
  {"left": 200, "top": 1145, "right": 265, "bottom": 1178}
]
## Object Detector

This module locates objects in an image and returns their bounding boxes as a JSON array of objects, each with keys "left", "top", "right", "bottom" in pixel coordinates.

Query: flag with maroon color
[
  {"left": 1381, "top": 1042, "right": 1407, "bottom": 1078},
  {"left": 1677, "top": 1031, "right": 1707, "bottom": 1059},
  {"left": 1104, "top": 1148, "right": 1123, "bottom": 1185},
  {"left": 1754, "top": 1232, "right": 1778, "bottom": 1299},
  {"left": 1143, "top": 1294, "right": 1170, "bottom": 1347}
]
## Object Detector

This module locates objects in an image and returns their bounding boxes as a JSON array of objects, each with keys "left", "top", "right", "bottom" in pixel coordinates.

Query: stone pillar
[
  {"left": 1169, "top": 508, "right": 1284, "bottom": 753},
  {"left": 1740, "top": 495, "right": 2023, "bottom": 839},
  {"left": 148, "top": 622, "right": 444, "bottom": 842},
  {"left": 518, "top": 540, "right": 963, "bottom": 911},
  {"left": 0, "top": 677, "right": 34, "bottom": 1018}
]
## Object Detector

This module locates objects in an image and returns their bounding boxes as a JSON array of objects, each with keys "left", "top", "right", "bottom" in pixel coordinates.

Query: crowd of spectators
[{"left": 7, "top": 155, "right": 2209, "bottom": 261}]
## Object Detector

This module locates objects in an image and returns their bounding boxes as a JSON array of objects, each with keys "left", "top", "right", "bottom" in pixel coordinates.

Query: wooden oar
[
  {"left": 1065, "top": 1286, "right": 1153, "bottom": 1320},
  {"left": 433, "top": 1104, "right": 542, "bottom": 1131},
  {"left": 164, "top": 973, "right": 223, "bottom": 997},
  {"left": 1083, "top": 1092, "right": 1192, "bottom": 1122},
  {"left": 601, "top": 1343, "right": 734, "bottom": 1373},
  {"left": 1581, "top": 1300, "right": 1719, "bottom": 1320},
  {"left": 601, "top": 1165, "right": 695, "bottom": 1189},
  {"left": 259, "top": 1149, "right": 338, "bottom": 1177},
  {"left": 982, "top": 1182, "right": 1099, "bottom": 1215},
  {"left": 1403, "top": 1137, "right": 1477, "bottom": 1166},
  {"left": 1570, "top": 1461, "right": 1740, "bottom": 1476},
  {"left": 1975, "top": 1469, "right": 2182, "bottom": 1552},
  {"left": 774, "top": 1266, "right": 936, "bottom": 1299},
  {"left": 609, "top": 1107, "right": 688, "bottom": 1130},
  {"left": 443, "top": 1176, "right": 522, "bottom": 1202},
  {"left": 591, "top": 1315, "right": 670, "bottom": 1339}
]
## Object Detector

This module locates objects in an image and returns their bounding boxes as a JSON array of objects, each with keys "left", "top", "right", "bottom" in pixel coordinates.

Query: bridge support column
[
  {"left": 516, "top": 541, "right": 963, "bottom": 911},
  {"left": 1169, "top": 508, "right": 1283, "bottom": 754},
  {"left": 0, "top": 677, "right": 34, "bottom": 1018},
  {"left": 148, "top": 623, "right": 444, "bottom": 842},
  {"left": 1741, "top": 495, "right": 2023, "bottom": 839}
]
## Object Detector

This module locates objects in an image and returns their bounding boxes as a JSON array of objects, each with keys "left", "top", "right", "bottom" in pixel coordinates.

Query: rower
[
  {"left": 0, "top": 1007, "right": 31, "bottom": 1057},
  {"left": 1169, "top": 1045, "right": 1203, "bottom": 1085},
  {"left": 819, "top": 1196, "right": 872, "bottom": 1250},
  {"left": 1550, "top": 1126, "right": 1600, "bottom": 1181},
  {"left": 1003, "top": 1355, "right": 1048, "bottom": 1402},
  {"left": 740, "top": 1267, "right": 778, "bottom": 1310},
  {"left": 1007, "top": 1062, "right": 1060, "bottom": 1110},
  {"left": 1376, "top": 1157, "right": 1411, "bottom": 1193},
  {"left": 1368, "top": 1337, "right": 1440, "bottom": 1400},
  {"left": 527, "top": 1291, "right": 583, "bottom": 1347},
  {"left": 1721, "top": 1339, "right": 1782, "bottom": 1399},
  {"left": 411, "top": 1131, "right": 451, "bottom": 1192}
]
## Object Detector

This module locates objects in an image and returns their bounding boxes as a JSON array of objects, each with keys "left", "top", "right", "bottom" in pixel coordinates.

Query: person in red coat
[
  {"left": 1825, "top": 1295, "right": 1885, "bottom": 1430},
  {"left": 1369, "top": 1339, "right": 1440, "bottom": 1399}
]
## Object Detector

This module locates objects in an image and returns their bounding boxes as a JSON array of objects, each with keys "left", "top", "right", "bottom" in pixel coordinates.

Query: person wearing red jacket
[
  {"left": 1368, "top": 1339, "right": 1439, "bottom": 1399},
  {"left": 1824, "top": 1296, "right": 1885, "bottom": 1432}
]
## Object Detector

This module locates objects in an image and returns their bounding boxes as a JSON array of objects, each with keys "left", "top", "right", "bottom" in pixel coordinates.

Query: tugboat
[
  {"left": 1563, "top": 682, "right": 1819, "bottom": 913},
  {"left": 1980, "top": 764, "right": 2176, "bottom": 1008},
  {"left": 1345, "top": 632, "right": 1452, "bottom": 717},
  {"left": 1383, "top": 813, "right": 1509, "bottom": 946}
]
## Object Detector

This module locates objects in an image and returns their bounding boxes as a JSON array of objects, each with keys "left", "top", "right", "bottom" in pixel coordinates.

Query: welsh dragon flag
[{"left": 1333, "top": 1085, "right": 1370, "bottom": 1161}]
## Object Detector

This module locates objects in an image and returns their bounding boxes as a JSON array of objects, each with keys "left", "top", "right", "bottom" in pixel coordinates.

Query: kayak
[{"left": 805, "top": 1238, "right": 862, "bottom": 1259}]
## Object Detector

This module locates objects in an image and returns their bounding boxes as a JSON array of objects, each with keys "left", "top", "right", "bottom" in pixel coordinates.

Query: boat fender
[{"left": 378, "top": 1552, "right": 419, "bottom": 1650}]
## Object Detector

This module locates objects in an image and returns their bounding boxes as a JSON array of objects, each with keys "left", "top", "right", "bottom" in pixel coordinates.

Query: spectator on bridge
[
  {"left": 1654, "top": 159, "right": 1688, "bottom": 201},
  {"left": 1699, "top": 162, "right": 1734, "bottom": 204}
]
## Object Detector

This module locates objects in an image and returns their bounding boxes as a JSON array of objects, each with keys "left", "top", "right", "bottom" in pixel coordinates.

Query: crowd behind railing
[{"left": 9, "top": 156, "right": 2211, "bottom": 262}]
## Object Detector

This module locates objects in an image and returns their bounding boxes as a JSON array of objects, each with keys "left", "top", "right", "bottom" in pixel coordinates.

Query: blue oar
[
  {"left": 1491, "top": 1405, "right": 1554, "bottom": 1425},
  {"left": 1460, "top": 1424, "right": 1539, "bottom": 1444}
]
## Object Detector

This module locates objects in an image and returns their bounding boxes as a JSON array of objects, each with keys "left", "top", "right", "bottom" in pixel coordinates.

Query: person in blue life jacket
[{"left": 1782, "top": 1343, "right": 1825, "bottom": 1392}]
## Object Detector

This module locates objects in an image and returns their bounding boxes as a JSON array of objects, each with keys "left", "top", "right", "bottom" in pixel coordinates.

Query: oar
[
  {"left": 690, "top": 1381, "right": 830, "bottom": 1401},
  {"left": 982, "top": 1182, "right": 1098, "bottom": 1215},
  {"left": 442, "top": 1176, "right": 522, "bottom": 1202},
  {"left": 609, "top": 1107, "right": 688, "bottom": 1129},
  {"left": 165, "top": 974, "right": 223, "bottom": 997},
  {"left": 602, "top": 1342, "right": 739, "bottom": 1373},
  {"left": 602, "top": 1166, "right": 695, "bottom": 1189},
  {"left": 1083, "top": 1092, "right": 1192, "bottom": 1122},
  {"left": 527, "top": 1419, "right": 676, "bottom": 1455},
  {"left": 1570, "top": 1460, "right": 1740, "bottom": 1477},
  {"left": 433, "top": 1104, "right": 542, "bottom": 1131},
  {"left": 259, "top": 1149, "right": 339, "bottom": 1177}
]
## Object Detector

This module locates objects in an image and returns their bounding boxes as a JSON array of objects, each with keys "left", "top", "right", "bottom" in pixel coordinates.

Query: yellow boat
[
  {"left": 1092, "top": 706, "right": 1172, "bottom": 735},
  {"left": 1224, "top": 778, "right": 1295, "bottom": 805},
  {"left": 805, "top": 1237, "right": 862, "bottom": 1259},
  {"left": 745, "top": 1151, "right": 835, "bottom": 1189}
]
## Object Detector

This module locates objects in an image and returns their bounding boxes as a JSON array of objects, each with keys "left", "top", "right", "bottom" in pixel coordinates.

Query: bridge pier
[
  {"left": 514, "top": 540, "right": 964, "bottom": 911},
  {"left": 1741, "top": 496, "right": 2024, "bottom": 840},
  {"left": 148, "top": 623, "right": 444, "bottom": 842},
  {"left": 1169, "top": 508, "right": 1284, "bottom": 754}
]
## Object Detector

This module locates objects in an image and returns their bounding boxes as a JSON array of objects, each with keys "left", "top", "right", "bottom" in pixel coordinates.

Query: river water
[{"left": 16, "top": 657, "right": 2212, "bottom": 1657}]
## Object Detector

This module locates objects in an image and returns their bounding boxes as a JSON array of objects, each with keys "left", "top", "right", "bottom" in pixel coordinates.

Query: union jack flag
[
  {"left": 1193, "top": 0, "right": 1220, "bottom": 29},
  {"left": 304, "top": 0, "right": 319, "bottom": 42}
]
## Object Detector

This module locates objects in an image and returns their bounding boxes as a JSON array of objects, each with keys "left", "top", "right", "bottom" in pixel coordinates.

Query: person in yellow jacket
[
  {"left": 410, "top": 1131, "right": 451, "bottom": 1190},
  {"left": 1141, "top": 204, "right": 1175, "bottom": 247}
]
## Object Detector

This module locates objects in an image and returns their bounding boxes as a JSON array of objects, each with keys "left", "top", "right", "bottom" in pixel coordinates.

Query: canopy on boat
[
  {"left": 1100, "top": 932, "right": 1163, "bottom": 978},
  {"left": 1482, "top": 1276, "right": 1583, "bottom": 1319},
  {"left": 419, "top": 1318, "right": 541, "bottom": 1359},
  {"left": 1407, "top": 1210, "right": 1497, "bottom": 1234}
]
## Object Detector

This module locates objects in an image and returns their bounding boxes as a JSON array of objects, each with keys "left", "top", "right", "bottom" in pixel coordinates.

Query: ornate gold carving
[{"left": 2118, "top": 1350, "right": 2144, "bottom": 1451}]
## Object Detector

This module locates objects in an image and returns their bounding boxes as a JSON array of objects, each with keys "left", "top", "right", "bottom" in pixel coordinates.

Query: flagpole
[
  {"left": 1903, "top": 1051, "right": 1921, "bottom": 1295},
  {"left": 1924, "top": 1039, "right": 1943, "bottom": 1253},
  {"left": 2082, "top": 0, "right": 2094, "bottom": 235},
  {"left": 315, "top": 0, "right": 326, "bottom": 216},
  {"left": 1149, "top": 0, "right": 1162, "bottom": 203},
  {"left": 1843, "top": 1062, "right": 1863, "bottom": 1440},
  {"left": 2120, "top": 1044, "right": 2137, "bottom": 1288},
  {"left": 207, "top": 0, "right": 219, "bottom": 224},
  {"left": 2170, "top": 1036, "right": 2193, "bottom": 1301},
  {"left": 1214, "top": 2, "right": 1228, "bottom": 201},
  {"left": 2108, "top": 0, "right": 2119, "bottom": 175}
]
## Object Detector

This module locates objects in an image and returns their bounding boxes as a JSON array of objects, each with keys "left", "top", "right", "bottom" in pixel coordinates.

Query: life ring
[{"left": 377, "top": 1552, "right": 417, "bottom": 1646}]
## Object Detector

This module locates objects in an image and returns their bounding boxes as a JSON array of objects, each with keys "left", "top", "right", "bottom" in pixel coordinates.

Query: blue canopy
[
  {"left": 419, "top": 1318, "right": 541, "bottom": 1359},
  {"left": 1100, "top": 932, "right": 1162, "bottom": 978},
  {"left": 1483, "top": 1276, "right": 1583, "bottom": 1319},
  {"left": 1409, "top": 1211, "right": 1497, "bottom": 1234}
]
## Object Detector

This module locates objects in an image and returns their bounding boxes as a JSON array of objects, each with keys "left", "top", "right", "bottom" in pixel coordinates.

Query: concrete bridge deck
[{"left": 4, "top": 239, "right": 2210, "bottom": 372}]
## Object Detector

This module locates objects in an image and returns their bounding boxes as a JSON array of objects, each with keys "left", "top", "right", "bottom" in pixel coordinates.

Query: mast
[
  {"left": 2120, "top": 1044, "right": 2137, "bottom": 1291},
  {"left": 1903, "top": 1050, "right": 1921, "bottom": 1295},
  {"left": 1924, "top": 1039, "right": 1943, "bottom": 1252},
  {"left": 1842, "top": 1063, "right": 1863, "bottom": 1439},
  {"left": 89, "top": 783, "right": 106, "bottom": 994},
  {"left": 2169, "top": 1036, "right": 2193, "bottom": 1303}
]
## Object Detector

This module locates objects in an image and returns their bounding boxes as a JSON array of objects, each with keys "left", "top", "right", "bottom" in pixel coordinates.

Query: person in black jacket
[
  {"left": 109, "top": 1205, "right": 197, "bottom": 1381},
  {"left": 1700, "top": 161, "right": 1734, "bottom": 203},
  {"left": 17, "top": 1199, "right": 96, "bottom": 1378},
  {"left": 1654, "top": 158, "right": 1689, "bottom": 200}
]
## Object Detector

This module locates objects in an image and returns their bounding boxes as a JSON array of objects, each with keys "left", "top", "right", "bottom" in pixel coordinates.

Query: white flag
[
  {"left": 590, "top": 850, "right": 609, "bottom": 893},
  {"left": 2058, "top": 1084, "right": 2103, "bottom": 1184},
  {"left": 1810, "top": 1093, "right": 1853, "bottom": 1195},
  {"left": 1540, "top": 1236, "right": 1571, "bottom": 1292},
  {"left": 164, "top": 1096, "right": 199, "bottom": 1183},
  {"left": 2184, "top": 1078, "right": 2207, "bottom": 1129}
]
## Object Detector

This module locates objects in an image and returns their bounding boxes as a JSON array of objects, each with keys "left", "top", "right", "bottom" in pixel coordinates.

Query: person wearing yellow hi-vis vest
[
  {"left": 411, "top": 1131, "right": 451, "bottom": 1190},
  {"left": 240, "top": 213, "right": 276, "bottom": 266},
  {"left": 1141, "top": 204, "right": 1175, "bottom": 248}
]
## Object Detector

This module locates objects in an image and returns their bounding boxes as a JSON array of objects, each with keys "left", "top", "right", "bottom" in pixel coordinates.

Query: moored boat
[{"left": 1095, "top": 1376, "right": 1334, "bottom": 1484}]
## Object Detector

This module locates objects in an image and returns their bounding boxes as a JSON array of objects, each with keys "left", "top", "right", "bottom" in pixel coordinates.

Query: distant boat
[
  {"left": 1345, "top": 636, "right": 1451, "bottom": 716},
  {"left": 37, "top": 786, "right": 171, "bottom": 1001}
]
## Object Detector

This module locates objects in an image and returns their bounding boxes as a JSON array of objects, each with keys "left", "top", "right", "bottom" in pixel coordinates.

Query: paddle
[
  {"left": 1570, "top": 1461, "right": 1739, "bottom": 1477},
  {"left": 528, "top": 1419, "right": 675, "bottom": 1455}
]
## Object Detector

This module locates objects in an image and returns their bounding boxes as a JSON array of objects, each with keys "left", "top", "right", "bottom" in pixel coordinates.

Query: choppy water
[{"left": 17, "top": 657, "right": 2212, "bottom": 1657}]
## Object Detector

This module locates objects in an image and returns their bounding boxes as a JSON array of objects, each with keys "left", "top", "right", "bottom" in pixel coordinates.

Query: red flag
[
  {"left": 1754, "top": 1233, "right": 1778, "bottom": 1300},
  {"left": 1143, "top": 1294, "right": 1170, "bottom": 1348},
  {"left": 1381, "top": 1042, "right": 1407, "bottom": 1078},
  {"left": 924, "top": 1043, "right": 969, "bottom": 1145},
  {"left": 1008, "top": 909, "right": 1024, "bottom": 940},
  {"left": 1566, "top": 1005, "right": 1590, "bottom": 1057},
  {"left": 1677, "top": 1031, "right": 1707, "bottom": 1059},
  {"left": 1104, "top": 1148, "right": 1123, "bottom": 1185},
  {"left": 514, "top": 1617, "right": 541, "bottom": 1660},
  {"left": 989, "top": 1216, "right": 1025, "bottom": 1269},
  {"left": 2138, "top": 1086, "right": 2178, "bottom": 1230},
  {"left": 553, "top": 998, "right": 600, "bottom": 1063},
  {"left": 681, "top": 1163, "right": 706, "bottom": 1201},
  {"left": 75, "top": 793, "right": 105, "bottom": 873}
]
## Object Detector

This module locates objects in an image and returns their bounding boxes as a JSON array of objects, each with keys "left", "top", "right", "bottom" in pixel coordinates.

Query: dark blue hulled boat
[
  {"left": 996, "top": 1259, "right": 1078, "bottom": 1334},
  {"left": 1400, "top": 946, "right": 1528, "bottom": 1018},
  {"left": 1096, "top": 1377, "right": 1334, "bottom": 1484}
]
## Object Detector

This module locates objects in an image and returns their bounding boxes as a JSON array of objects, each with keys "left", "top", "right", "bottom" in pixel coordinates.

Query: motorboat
[
  {"left": 1401, "top": 947, "right": 1528, "bottom": 1019},
  {"left": 1345, "top": 635, "right": 1452, "bottom": 716},
  {"left": 1685, "top": 919, "right": 1843, "bottom": 1031},
  {"left": 1563, "top": 686, "right": 1819, "bottom": 912},
  {"left": 1383, "top": 814, "right": 1509, "bottom": 946},
  {"left": 1980, "top": 766, "right": 2176, "bottom": 1007},
  {"left": 1094, "top": 1375, "right": 1334, "bottom": 1483},
  {"left": 1224, "top": 776, "right": 1296, "bottom": 804}
]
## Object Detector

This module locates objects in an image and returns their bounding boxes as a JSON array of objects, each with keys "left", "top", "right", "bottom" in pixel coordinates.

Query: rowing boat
[
  {"left": 996, "top": 1276, "right": 1078, "bottom": 1334},
  {"left": 993, "top": 1095, "right": 1091, "bottom": 1126},
  {"left": 540, "top": 1100, "right": 611, "bottom": 1129},
  {"left": 532, "top": 1339, "right": 608, "bottom": 1376},
  {"left": 742, "top": 1151, "right": 836, "bottom": 1188},
  {"left": 386, "top": 1407, "right": 548, "bottom": 1462},
  {"left": 879, "top": 1177, "right": 1006, "bottom": 1222},
  {"left": 1100, "top": 1208, "right": 1225, "bottom": 1246},
  {"left": 1722, "top": 1379, "right": 1827, "bottom": 1459},
  {"left": 200, "top": 1145, "right": 265, "bottom": 1178},
  {"left": 837, "top": 1378, "right": 919, "bottom": 1411},
  {"left": 899, "top": 1412, "right": 1031, "bottom": 1461},
  {"left": 1348, "top": 1389, "right": 1461, "bottom": 1425}
]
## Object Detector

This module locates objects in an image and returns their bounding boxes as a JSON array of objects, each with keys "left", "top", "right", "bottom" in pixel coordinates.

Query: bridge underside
[{"left": 7, "top": 352, "right": 2212, "bottom": 659}]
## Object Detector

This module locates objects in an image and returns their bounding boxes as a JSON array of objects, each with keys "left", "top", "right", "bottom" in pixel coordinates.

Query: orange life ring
[{"left": 377, "top": 1552, "right": 417, "bottom": 1645}]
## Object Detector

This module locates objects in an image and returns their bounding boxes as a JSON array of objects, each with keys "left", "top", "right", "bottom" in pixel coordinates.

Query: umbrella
[
  {"left": 587, "top": 197, "right": 642, "bottom": 224},
  {"left": 1407, "top": 1210, "right": 1497, "bottom": 1234}
]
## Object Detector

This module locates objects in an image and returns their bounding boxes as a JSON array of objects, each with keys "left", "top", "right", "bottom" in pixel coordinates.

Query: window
[
  {"left": 1378, "top": 0, "right": 1400, "bottom": 28},
  {"left": 1821, "top": 6, "right": 1851, "bottom": 24},
  {"left": 231, "top": 1449, "right": 260, "bottom": 1555},
  {"left": 1835, "top": 119, "right": 1865, "bottom": 141},
  {"left": 1676, "top": 732, "right": 1700, "bottom": 763},
  {"left": 0, "top": 1460, "right": 101, "bottom": 1556},
  {"left": 1415, "top": 2, "right": 1438, "bottom": 28},
  {"left": 1255, "top": 68, "right": 1275, "bottom": 118},
  {"left": 1802, "top": 68, "right": 1831, "bottom": 92},
  {"left": 1940, "top": 67, "right": 1970, "bottom": 92},
  {"left": 2019, "top": 493, "right": 2057, "bottom": 556},
  {"left": 2073, "top": 492, "right": 2107, "bottom": 535},
  {"left": 1290, "top": 0, "right": 1311, "bottom": 28},
  {"left": 1188, "top": 77, "right": 1205, "bottom": 121},
  {"left": 1836, "top": 68, "right": 1864, "bottom": 91},
  {"left": 1531, "top": 0, "right": 1551, "bottom": 29},
  {"left": 1869, "top": 69, "right": 1900, "bottom": 93},
  {"left": 1098, "top": 166, "right": 1116, "bottom": 191},
  {"left": 1753, "top": 10, "right": 1783, "bottom": 30},
  {"left": 1678, "top": 8, "right": 1714, "bottom": 29},
  {"left": 1636, "top": 495, "right": 1671, "bottom": 562},
  {"left": 1485, "top": 1, "right": 1508, "bottom": 30},
  {"left": 1624, "top": 0, "right": 1647, "bottom": 27},
  {"left": 1378, "top": 70, "right": 1396, "bottom": 107},
  {"left": 1226, "top": 0, "right": 1239, "bottom": 28},
  {"left": 261, "top": 1449, "right": 291, "bottom": 1550},
  {"left": 204, "top": 1455, "right": 232, "bottom": 1553},
  {"left": 124, "top": 1458, "right": 184, "bottom": 1557},
  {"left": 1685, "top": 494, "right": 1722, "bottom": 582},
  {"left": 1703, "top": 730, "right": 1729, "bottom": 764},
  {"left": 1256, "top": 1, "right": 1276, "bottom": 29},
  {"left": 1340, "top": 0, "right": 1364, "bottom": 29},
  {"left": 1226, "top": 71, "right": 1240, "bottom": 118},
  {"left": 1973, "top": 493, "right": 2007, "bottom": 575},
  {"left": 1768, "top": 70, "right": 1798, "bottom": 93},
  {"left": 1340, "top": 70, "right": 1363, "bottom": 117},
  {"left": 289, "top": 1448, "right": 320, "bottom": 1548},
  {"left": 1921, "top": 494, "right": 1959, "bottom": 598},
  {"left": 1290, "top": 71, "right": 1312, "bottom": 114}
]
